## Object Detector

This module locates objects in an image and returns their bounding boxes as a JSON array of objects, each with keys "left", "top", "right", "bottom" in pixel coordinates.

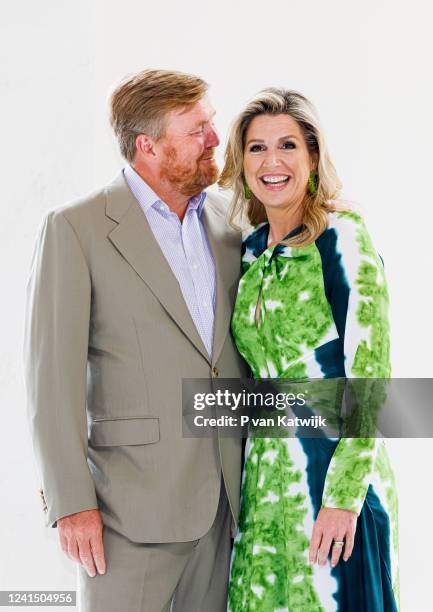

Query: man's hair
[{"left": 109, "top": 68, "right": 208, "bottom": 162}]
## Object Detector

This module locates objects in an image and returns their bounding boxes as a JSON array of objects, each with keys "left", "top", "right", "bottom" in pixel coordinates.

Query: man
[{"left": 24, "top": 69, "right": 245, "bottom": 611}]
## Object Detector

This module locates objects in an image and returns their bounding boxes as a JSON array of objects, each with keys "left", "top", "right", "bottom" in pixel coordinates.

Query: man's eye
[
  {"left": 249, "top": 144, "right": 264, "bottom": 152},
  {"left": 192, "top": 127, "right": 204, "bottom": 135}
]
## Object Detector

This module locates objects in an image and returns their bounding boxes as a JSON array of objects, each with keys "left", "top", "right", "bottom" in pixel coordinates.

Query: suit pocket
[{"left": 89, "top": 417, "right": 160, "bottom": 447}]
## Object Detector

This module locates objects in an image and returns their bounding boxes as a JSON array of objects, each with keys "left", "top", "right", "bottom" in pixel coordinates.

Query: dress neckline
[{"left": 251, "top": 222, "right": 304, "bottom": 261}]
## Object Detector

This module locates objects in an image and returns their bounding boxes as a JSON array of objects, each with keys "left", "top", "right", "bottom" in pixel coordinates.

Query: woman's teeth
[{"left": 261, "top": 176, "right": 290, "bottom": 185}]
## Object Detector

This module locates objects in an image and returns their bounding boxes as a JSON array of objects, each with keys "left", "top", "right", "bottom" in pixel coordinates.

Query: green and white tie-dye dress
[{"left": 228, "top": 211, "right": 399, "bottom": 612}]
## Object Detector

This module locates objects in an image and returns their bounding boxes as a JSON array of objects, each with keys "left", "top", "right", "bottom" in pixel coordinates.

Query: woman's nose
[{"left": 262, "top": 148, "right": 282, "bottom": 167}]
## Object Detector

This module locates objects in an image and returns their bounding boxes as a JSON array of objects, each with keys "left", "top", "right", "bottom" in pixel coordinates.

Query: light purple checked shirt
[{"left": 124, "top": 164, "right": 216, "bottom": 358}]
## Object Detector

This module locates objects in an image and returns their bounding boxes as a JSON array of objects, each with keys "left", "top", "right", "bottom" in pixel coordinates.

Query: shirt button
[{"left": 212, "top": 367, "right": 220, "bottom": 378}]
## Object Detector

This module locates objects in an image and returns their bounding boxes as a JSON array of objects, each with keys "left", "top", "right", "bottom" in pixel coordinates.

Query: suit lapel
[
  {"left": 105, "top": 173, "right": 210, "bottom": 362},
  {"left": 202, "top": 195, "right": 242, "bottom": 364}
]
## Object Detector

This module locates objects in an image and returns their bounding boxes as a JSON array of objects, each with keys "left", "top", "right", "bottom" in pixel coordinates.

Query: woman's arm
[{"left": 310, "top": 211, "right": 391, "bottom": 565}]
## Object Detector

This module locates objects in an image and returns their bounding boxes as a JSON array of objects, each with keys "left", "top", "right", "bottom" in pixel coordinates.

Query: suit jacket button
[
  {"left": 39, "top": 488, "right": 47, "bottom": 512},
  {"left": 212, "top": 367, "right": 220, "bottom": 378}
]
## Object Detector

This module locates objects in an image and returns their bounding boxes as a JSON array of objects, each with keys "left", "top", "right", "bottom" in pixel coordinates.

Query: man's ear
[{"left": 135, "top": 134, "right": 157, "bottom": 159}]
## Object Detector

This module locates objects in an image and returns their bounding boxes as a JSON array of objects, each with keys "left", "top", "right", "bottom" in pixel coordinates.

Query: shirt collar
[{"left": 123, "top": 164, "right": 206, "bottom": 217}]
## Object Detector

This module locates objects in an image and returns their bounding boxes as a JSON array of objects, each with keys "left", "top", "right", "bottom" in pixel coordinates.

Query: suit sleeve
[
  {"left": 24, "top": 210, "right": 98, "bottom": 526},
  {"left": 321, "top": 213, "right": 391, "bottom": 514}
]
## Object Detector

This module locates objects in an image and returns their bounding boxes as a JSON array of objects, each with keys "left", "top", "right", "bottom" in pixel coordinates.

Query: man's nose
[{"left": 206, "top": 126, "right": 220, "bottom": 148}]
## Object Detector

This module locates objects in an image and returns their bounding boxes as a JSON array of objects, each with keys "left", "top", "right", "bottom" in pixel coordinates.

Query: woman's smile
[{"left": 259, "top": 173, "right": 291, "bottom": 190}]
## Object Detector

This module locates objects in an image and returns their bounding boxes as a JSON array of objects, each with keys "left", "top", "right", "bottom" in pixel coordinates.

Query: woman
[{"left": 219, "top": 89, "right": 399, "bottom": 611}]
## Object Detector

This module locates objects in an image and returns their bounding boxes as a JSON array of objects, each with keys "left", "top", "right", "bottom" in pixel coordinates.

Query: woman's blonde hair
[{"left": 219, "top": 88, "right": 343, "bottom": 247}]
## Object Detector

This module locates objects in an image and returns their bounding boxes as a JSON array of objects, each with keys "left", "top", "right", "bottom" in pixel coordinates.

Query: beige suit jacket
[{"left": 24, "top": 172, "right": 246, "bottom": 543}]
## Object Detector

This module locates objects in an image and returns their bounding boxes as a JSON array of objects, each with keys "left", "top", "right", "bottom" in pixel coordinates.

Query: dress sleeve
[{"left": 321, "top": 212, "right": 391, "bottom": 514}]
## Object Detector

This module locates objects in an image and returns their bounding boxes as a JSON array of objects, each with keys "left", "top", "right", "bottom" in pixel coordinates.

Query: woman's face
[{"left": 243, "top": 113, "right": 316, "bottom": 212}]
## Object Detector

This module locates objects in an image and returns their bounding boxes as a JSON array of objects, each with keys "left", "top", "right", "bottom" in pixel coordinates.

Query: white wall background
[{"left": 1, "top": 0, "right": 432, "bottom": 610}]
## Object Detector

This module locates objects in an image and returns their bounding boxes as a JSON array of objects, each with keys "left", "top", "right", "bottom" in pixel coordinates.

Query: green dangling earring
[
  {"left": 308, "top": 170, "right": 318, "bottom": 195},
  {"left": 243, "top": 180, "right": 253, "bottom": 200}
]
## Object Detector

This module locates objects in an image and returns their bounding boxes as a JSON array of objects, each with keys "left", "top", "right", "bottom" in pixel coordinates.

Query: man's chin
[
  {"left": 203, "top": 160, "right": 220, "bottom": 185},
  {"left": 202, "top": 166, "right": 220, "bottom": 188},
  {"left": 181, "top": 165, "right": 219, "bottom": 196}
]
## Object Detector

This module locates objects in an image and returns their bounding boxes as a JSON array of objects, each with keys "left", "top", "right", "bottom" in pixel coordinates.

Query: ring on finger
[{"left": 333, "top": 540, "right": 344, "bottom": 549}]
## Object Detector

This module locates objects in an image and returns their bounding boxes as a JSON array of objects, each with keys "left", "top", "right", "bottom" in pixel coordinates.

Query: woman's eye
[
  {"left": 282, "top": 141, "right": 295, "bottom": 150},
  {"left": 249, "top": 144, "right": 264, "bottom": 152}
]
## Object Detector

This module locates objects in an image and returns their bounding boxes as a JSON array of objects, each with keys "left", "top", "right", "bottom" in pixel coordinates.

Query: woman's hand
[{"left": 309, "top": 507, "right": 357, "bottom": 567}]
